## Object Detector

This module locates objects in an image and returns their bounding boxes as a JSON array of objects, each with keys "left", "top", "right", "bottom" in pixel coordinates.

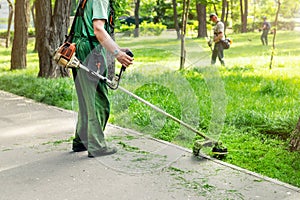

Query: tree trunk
[
  {"left": 36, "top": 0, "right": 71, "bottom": 78},
  {"left": 221, "top": 0, "right": 226, "bottom": 22},
  {"left": 269, "top": 0, "right": 281, "bottom": 69},
  {"left": 31, "top": 3, "right": 37, "bottom": 52},
  {"left": 31, "top": 4, "right": 35, "bottom": 28},
  {"left": 222, "top": 0, "right": 229, "bottom": 32},
  {"left": 134, "top": 0, "right": 140, "bottom": 38},
  {"left": 180, "top": 0, "right": 190, "bottom": 70},
  {"left": 213, "top": 4, "right": 218, "bottom": 16},
  {"left": 172, "top": 0, "right": 180, "bottom": 40},
  {"left": 240, "top": 0, "right": 248, "bottom": 33},
  {"left": 240, "top": 0, "right": 243, "bottom": 32},
  {"left": 244, "top": 0, "right": 248, "bottom": 31},
  {"left": 50, "top": 0, "right": 71, "bottom": 77},
  {"left": 290, "top": 116, "right": 300, "bottom": 151},
  {"left": 11, "top": 0, "right": 30, "bottom": 70},
  {"left": 5, "top": 0, "right": 13, "bottom": 48},
  {"left": 225, "top": 1, "right": 229, "bottom": 31},
  {"left": 196, "top": 3, "right": 207, "bottom": 38},
  {"left": 35, "top": 0, "right": 52, "bottom": 77}
]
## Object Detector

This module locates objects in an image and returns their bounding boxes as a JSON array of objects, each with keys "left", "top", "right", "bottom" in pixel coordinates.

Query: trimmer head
[
  {"left": 193, "top": 140, "right": 228, "bottom": 160},
  {"left": 211, "top": 142, "right": 228, "bottom": 159}
]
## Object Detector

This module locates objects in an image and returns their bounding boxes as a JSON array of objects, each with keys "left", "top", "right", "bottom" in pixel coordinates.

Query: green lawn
[{"left": 0, "top": 30, "right": 300, "bottom": 187}]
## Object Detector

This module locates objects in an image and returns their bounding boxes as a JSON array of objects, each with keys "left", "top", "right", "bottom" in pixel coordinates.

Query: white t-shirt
[{"left": 213, "top": 21, "right": 225, "bottom": 40}]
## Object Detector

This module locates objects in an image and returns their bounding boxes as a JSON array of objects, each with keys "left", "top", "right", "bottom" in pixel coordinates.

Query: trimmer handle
[{"left": 121, "top": 50, "right": 134, "bottom": 71}]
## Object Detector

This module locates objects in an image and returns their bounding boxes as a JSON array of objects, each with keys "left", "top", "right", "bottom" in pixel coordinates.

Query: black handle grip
[
  {"left": 125, "top": 50, "right": 134, "bottom": 57},
  {"left": 121, "top": 50, "right": 134, "bottom": 71}
]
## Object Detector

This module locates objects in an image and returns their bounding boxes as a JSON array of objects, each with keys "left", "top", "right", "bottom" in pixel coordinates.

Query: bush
[
  {"left": 186, "top": 20, "right": 198, "bottom": 34},
  {"left": 119, "top": 24, "right": 135, "bottom": 36},
  {"left": 277, "top": 20, "right": 295, "bottom": 31},
  {"left": 118, "top": 22, "right": 167, "bottom": 36},
  {"left": 232, "top": 24, "right": 254, "bottom": 33},
  {"left": 0, "top": 28, "right": 35, "bottom": 38},
  {"left": 140, "top": 22, "right": 167, "bottom": 36},
  {"left": 28, "top": 28, "right": 35, "bottom": 37},
  {"left": 0, "top": 73, "right": 74, "bottom": 110}
]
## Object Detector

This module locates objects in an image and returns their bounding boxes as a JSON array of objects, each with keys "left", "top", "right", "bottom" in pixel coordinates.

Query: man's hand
[
  {"left": 214, "top": 32, "right": 223, "bottom": 43},
  {"left": 208, "top": 39, "right": 213, "bottom": 47},
  {"left": 115, "top": 49, "right": 134, "bottom": 68}
]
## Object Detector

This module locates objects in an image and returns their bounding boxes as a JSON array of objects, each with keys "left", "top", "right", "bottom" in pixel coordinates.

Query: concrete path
[{"left": 0, "top": 90, "right": 299, "bottom": 200}]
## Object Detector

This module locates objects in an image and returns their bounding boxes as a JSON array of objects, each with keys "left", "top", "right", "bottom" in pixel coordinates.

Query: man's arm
[
  {"left": 93, "top": 19, "right": 133, "bottom": 67},
  {"left": 214, "top": 32, "right": 224, "bottom": 43},
  {"left": 213, "top": 22, "right": 224, "bottom": 42}
]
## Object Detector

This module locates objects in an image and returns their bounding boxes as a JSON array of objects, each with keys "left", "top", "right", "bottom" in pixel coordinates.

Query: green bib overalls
[{"left": 72, "top": 0, "right": 111, "bottom": 153}]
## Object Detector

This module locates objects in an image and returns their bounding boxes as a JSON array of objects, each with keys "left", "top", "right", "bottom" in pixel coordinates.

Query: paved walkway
[{"left": 0, "top": 90, "right": 299, "bottom": 200}]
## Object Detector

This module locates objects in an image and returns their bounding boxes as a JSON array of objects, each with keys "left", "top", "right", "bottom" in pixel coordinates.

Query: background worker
[
  {"left": 210, "top": 13, "right": 225, "bottom": 66},
  {"left": 71, "top": 0, "right": 133, "bottom": 157},
  {"left": 261, "top": 16, "right": 271, "bottom": 46}
]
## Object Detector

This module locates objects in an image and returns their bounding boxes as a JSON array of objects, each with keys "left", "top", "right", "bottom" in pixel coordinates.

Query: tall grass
[{"left": 0, "top": 31, "right": 300, "bottom": 187}]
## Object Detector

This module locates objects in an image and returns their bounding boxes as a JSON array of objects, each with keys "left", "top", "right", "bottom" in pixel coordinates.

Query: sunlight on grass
[{"left": 1, "top": 30, "right": 300, "bottom": 187}]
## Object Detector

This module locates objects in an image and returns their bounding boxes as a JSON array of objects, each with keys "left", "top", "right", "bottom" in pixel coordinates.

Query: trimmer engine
[{"left": 53, "top": 42, "right": 80, "bottom": 69}]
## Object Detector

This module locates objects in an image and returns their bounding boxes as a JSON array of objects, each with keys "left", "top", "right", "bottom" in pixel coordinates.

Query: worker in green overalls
[{"left": 71, "top": 0, "right": 133, "bottom": 157}]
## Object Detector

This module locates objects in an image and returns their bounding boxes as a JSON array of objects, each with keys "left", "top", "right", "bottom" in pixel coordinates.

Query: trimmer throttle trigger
[
  {"left": 121, "top": 50, "right": 134, "bottom": 71},
  {"left": 125, "top": 50, "right": 134, "bottom": 58}
]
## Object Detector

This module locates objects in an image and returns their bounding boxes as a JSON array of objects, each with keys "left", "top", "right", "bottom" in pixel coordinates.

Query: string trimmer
[
  {"left": 53, "top": 42, "right": 228, "bottom": 159},
  {"left": 205, "top": 37, "right": 213, "bottom": 52}
]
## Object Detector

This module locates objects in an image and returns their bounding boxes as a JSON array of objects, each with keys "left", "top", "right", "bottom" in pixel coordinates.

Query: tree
[
  {"left": 180, "top": 0, "right": 191, "bottom": 70},
  {"left": 221, "top": 0, "right": 226, "bottom": 22},
  {"left": 196, "top": 1, "right": 207, "bottom": 38},
  {"left": 5, "top": 0, "right": 13, "bottom": 48},
  {"left": 221, "top": 0, "right": 229, "bottom": 31},
  {"left": 240, "top": 0, "right": 248, "bottom": 33},
  {"left": 30, "top": 3, "right": 37, "bottom": 51},
  {"left": 212, "top": 1, "right": 218, "bottom": 15},
  {"left": 35, "top": 0, "right": 71, "bottom": 78},
  {"left": 134, "top": 0, "right": 140, "bottom": 37},
  {"left": 281, "top": 0, "right": 300, "bottom": 18},
  {"left": 11, "top": 0, "right": 30, "bottom": 70},
  {"left": 35, "top": 0, "right": 51, "bottom": 77},
  {"left": 172, "top": 0, "right": 180, "bottom": 39},
  {"left": 269, "top": 0, "right": 281, "bottom": 69},
  {"left": 153, "top": 0, "right": 168, "bottom": 24}
]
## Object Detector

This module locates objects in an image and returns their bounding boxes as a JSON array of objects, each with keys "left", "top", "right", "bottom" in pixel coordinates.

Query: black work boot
[{"left": 72, "top": 143, "right": 87, "bottom": 152}]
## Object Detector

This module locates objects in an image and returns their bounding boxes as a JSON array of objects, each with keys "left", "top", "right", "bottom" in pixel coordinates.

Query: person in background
[
  {"left": 261, "top": 16, "right": 271, "bottom": 46},
  {"left": 210, "top": 13, "right": 225, "bottom": 66}
]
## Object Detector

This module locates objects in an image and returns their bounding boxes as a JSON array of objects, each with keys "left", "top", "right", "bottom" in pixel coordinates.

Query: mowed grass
[{"left": 0, "top": 30, "right": 300, "bottom": 187}]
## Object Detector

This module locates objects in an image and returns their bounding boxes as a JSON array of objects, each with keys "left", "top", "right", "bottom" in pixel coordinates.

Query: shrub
[
  {"left": 28, "top": 28, "right": 35, "bottom": 37},
  {"left": 119, "top": 24, "right": 135, "bottom": 36},
  {"left": 140, "top": 22, "right": 167, "bottom": 36},
  {"left": 186, "top": 20, "right": 198, "bottom": 34},
  {"left": 0, "top": 28, "right": 35, "bottom": 38},
  {"left": 119, "top": 22, "right": 167, "bottom": 36},
  {"left": 232, "top": 24, "right": 253, "bottom": 33},
  {"left": 277, "top": 20, "right": 295, "bottom": 31},
  {"left": 0, "top": 30, "right": 13, "bottom": 38}
]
